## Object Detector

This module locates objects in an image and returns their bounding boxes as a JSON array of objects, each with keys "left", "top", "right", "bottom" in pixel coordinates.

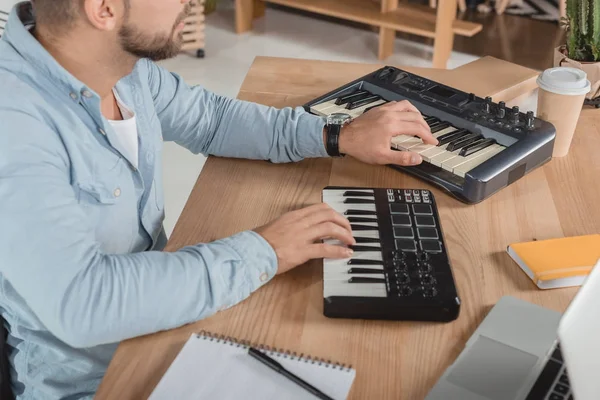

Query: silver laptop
[{"left": 426, "top": 258, "right": 600, "bottom": 400}]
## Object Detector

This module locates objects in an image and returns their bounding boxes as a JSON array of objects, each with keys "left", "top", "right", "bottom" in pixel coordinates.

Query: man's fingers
[
  {"left": 302, "top": 208, "right": 352, "bottom": 233},
  {"left": 387, "top": 150, "right": 423, "bottom": 166},
  {"left": 391, "top": 121, "right": 438, "bottom": 145},
  {"left": 388, "top": 111, "right": 430, "bottom": 133},
  {"left": 382, "top": 100, "right": 421, "bottom": 114},
  {"left": 306, "top": 243, "right": 354, "bottom": 260},
  {"left": 308, "top": 222, "right": 355, "bottom": 246}
]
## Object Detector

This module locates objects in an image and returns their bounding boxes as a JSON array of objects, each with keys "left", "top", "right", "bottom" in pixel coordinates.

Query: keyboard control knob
[
  {"left": 497, "top": 101, "right": 506, "bottom": 118},
  {"left": 512, "top": 106, "right": 520, "bottom": 123},
  {"left": 483, "top": 97, "right": 492, "bottom": 113},
  {"left": 526, "top": 111, "right": 535, "bottom": 129}
]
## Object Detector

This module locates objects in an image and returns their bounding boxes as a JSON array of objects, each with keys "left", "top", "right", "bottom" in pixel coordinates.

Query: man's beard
[{"left": 118, "top": 4, "right": 192, "bottom": 61}]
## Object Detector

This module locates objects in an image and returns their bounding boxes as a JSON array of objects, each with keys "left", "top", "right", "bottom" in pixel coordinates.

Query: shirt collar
[{"left": 3, "top": 2, "right": 95, "bottom": 103}]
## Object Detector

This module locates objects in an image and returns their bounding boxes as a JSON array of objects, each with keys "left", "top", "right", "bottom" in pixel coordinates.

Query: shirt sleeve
[
  {"left": 143, "top": 59, "right": 330, "bottom": 162},
  {"left": 0, "top": 111, "right": 278, "bottom": 349}
]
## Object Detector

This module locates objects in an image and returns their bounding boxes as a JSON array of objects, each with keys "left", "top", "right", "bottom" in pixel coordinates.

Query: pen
[{"left": 248, "top": 346, "right": 335, "bottom": 400}]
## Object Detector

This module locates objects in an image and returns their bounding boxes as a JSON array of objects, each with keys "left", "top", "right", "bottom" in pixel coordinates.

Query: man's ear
[{"left": 82, "top": 0, "right": 124, "bottom": 31}]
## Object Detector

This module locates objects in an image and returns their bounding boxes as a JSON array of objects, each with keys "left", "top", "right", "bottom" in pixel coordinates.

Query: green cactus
[{"left": 563, "top": 0, "right": 600, "bottom": 61}]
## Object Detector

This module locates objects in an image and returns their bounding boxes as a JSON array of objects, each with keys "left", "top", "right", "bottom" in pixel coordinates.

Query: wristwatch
[{"left": 325, "top": 113, "right": 352, "bottom": 157}]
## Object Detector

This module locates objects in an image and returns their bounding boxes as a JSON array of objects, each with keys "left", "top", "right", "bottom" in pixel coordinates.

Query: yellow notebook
[{"left": 507, "top": 234, "right": 600, "bottom": 289}]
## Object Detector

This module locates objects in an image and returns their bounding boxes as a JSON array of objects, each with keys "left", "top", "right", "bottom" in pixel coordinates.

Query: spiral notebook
[{"left": 148, "top": 331, "right": 356, "bottom": 400}]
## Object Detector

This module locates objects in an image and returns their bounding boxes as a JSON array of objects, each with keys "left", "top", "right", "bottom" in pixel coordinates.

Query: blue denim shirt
[{"left": 0, "top": 3, "right": 329, "bottom": 399}]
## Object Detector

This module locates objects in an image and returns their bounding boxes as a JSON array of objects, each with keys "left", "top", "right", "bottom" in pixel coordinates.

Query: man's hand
[
  {"left": 253, "top": 203, "right": 356, "bottom": 275},
  {"left": 338, "top": 100, "right": 438, "bottom": 166}
]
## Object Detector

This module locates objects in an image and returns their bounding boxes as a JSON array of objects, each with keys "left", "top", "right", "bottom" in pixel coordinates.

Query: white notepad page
[{"left": 149, "top": 333, "right": 356, "bottom": 400}]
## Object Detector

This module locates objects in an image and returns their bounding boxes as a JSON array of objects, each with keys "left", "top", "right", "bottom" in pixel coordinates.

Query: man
[{"left": 0, "top": 0, "right": 436, "bottom": 399}]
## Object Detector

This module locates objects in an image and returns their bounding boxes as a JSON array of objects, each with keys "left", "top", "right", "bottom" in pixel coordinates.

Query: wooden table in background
[{"left": 96, "top": 56, "right": 600, "bottom": 400}]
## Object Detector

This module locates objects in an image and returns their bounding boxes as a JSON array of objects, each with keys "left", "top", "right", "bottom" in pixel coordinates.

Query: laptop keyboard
[{"left": 525, "top": 344, "right": 573, "bottom": 400}]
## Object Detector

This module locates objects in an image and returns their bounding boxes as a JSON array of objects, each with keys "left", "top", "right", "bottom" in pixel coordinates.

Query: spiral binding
[{"left": 196, "top": 330, "right": 353, "bottom": 372}]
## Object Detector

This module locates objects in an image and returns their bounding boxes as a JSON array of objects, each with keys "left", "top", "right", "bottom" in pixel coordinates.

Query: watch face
[{"left": 327, "top": 113, "right": 352, "bottom": 125}]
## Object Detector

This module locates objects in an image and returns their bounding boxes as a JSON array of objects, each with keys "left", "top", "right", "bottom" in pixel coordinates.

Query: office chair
[{"left": 0, "top": 316, "right": 14, "bottom": 400}]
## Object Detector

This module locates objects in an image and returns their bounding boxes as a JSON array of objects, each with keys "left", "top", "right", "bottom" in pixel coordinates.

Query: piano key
[
  {"left": 429, "top": 147, "right": 462, "bottom": 167},
  {"left": 309, "top": 99, "right": 339, "bottom": 116},
  {"left": 424, "top": 116, "right": 439, "bottom": 124},
  {"left": 349, "top": 245, "right": 382, "bottom": 252},
  {"left": 350, "top": 231, "right": 380, "bottom": 240},
  {"left": 430, "top": 122, "right": 451, "bottom": 134},
  {"left": 346, "top": 95, "right": 381, "bottom": 110},
  {"left": 442, "top": 143, "right": 504, "bottom": 173},
  {"left": 344, "top": 209, "right": 377, "bottom": 216},
  {"left": 343, "top": 191, "right": 375, "bottom": 197},
  {"left": 323, "top": 280, "right": 387, "bottom": 298},
  {"left": 348, "top": 277, "right": 386, "bottom": 284},
  {"left": 454, "top": 145, "right": 506, "bottom": 177},
  {"left": 437, "top": 129, "right": 469, "bottom": 145},
  {"left": 350, "top": 224, "right": 379, "bottom": 231},
  {"left": 395, "top": 126, "right": 459, "bottom": 152},
  {"left": 335, "top": 90, "right": 370, "bottom": 105},
  {"left": 353, "top": 237, "right": 382, "bottom": 244},
  {"left": 347, "top": 216, "right": 378, "bottom": 223},
  {"left": 348, "top": 99, "right": 386, "bottom": 117},
  {"left": 445, "top": 133, "right": 483, "bottom": 152},
  {"left": 347, "top": 268, "right": 385, "bottom": 274},
  {"left": 459, "top": 137, "right": 496, "bottom": 157},
  {"left": 344, "top": 198, "right": 375, "bottom": 204},
  {"left": 347, "top": 259, "right": 383, "bottom": 265},
  {"left": 363, "top": 101, "right": 387, "bottom": 114}
]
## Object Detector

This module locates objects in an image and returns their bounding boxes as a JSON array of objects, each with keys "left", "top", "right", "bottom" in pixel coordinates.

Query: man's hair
[{"left": 31, "top": 0, "right": 82, "bottom": 31}]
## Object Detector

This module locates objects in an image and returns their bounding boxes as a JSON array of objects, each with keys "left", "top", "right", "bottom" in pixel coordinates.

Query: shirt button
[
  {"left": 69, "top": 92, "right": 78, "bottom": 100},
  {"left": 259, "top": 272, "right": 269, "bottom": 283},
  {"left": 146, "top": 152, "right": 154, "bottom": 162},
  {"left": 98, "top": 128, "right": 106, "bottom": 136},
  {"left": 114, "top": 188, "right": 121, "bottom": 197},
  {"left": 82, "top": 90, "right": 93, "bottom": 98}
]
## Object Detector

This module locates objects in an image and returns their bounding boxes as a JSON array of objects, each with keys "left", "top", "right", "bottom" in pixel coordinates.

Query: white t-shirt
[{"left": 107, "top": 89, "right": 139, "bottom": 169}]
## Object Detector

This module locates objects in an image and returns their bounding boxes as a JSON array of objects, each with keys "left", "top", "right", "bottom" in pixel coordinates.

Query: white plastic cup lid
[{"left": 537, "top": 67, "right": 591, "bottom": 96}]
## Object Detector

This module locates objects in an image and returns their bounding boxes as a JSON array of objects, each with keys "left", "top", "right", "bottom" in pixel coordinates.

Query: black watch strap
[{"left": 325, "top": 124, "right": 344, "bottom": 157}]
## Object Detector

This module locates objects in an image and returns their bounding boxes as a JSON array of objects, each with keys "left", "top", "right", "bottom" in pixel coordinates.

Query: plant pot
[{"left": 554, "top": 46, "right": 600, "bottom": 101}]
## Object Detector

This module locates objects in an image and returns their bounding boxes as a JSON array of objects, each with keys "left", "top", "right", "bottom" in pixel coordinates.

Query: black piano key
[
  {"left": 553, "top": 383, "right": 569, "bottom": 395},
  {"left": 459, "top": 137, "right": 496, "bottom": 156},
  {"left": 559, "top": 374, "right": 569, "bottom": 385},
  {"left": 350, "top": 224, "right": 378, "bottom": 231},
  {"left": 344, "top": 209, "right": 377, "bottom": 216},
  {"left": 347, "top": 259, "right": 383, "bottom": 265},
  {"left": 346, "top": 95, "right": 381, "bottom": 110},
  {"left": 343, "top": 198, "right": 375, "bottom": 204},
  {"left": 334, "top": 90, "right": 370, "bottom": 105},
  {"left": 347, "top": 268, "right": 384, "bottom": 274},
  {"left": 349, "top": 245, "right": 382, "bottom": 252},
  {"left": 549, "top": 394, "right": 564, "bottom": 400},
  {"left": 430, "top": 122, "right": 451, "bottom": 133},
  {"left": 437, "top": 129, "right": 468, "bottom": 145},
  {"left": 551, "top": 347, "right": 563, "bottom": 362},
  {"left": 348, "top": 217, "right": 378, "bottom": 223},
  {"left": 425, "top": 116, "right": 440, "bottom": 125},
  {"left": 353, "top": 237, "right": 381, "bottom": 243},
  {"left": 363, "top": 102, "right": 386, "bottom": 113},
  {"left": 446, "top": 133, "right": 483, "bottom": 152},
  {"left": 343, "top": 191, "right": 374, "bottom": 197},
  {"left": 348, "top": 277, "right": 386, "bottom": 283},
  {"left": 525, "top": 359, "right": 562, "bottom": 400}
]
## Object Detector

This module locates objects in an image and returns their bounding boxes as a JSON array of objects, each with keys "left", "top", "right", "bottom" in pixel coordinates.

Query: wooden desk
[{"left": 96, "top": 56, "right": 600, "bottom": 400}]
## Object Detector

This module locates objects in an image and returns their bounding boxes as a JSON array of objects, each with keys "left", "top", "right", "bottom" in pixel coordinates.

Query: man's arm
[
  {"left": 0, "top": 112, "right": 277, "bottom": 348},
  {"left": 143, "top": 59, "right": 329, "bottom": 163}
]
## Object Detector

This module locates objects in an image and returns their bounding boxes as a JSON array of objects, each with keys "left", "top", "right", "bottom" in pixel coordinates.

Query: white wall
[{"left": 0, "top": 0, "right": 18, "bottom": 12}]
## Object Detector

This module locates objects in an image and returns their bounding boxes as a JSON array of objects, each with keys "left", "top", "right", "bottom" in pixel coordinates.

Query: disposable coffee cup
[{"left": 536, "top": 67, "right": 591, "bottom": 157}]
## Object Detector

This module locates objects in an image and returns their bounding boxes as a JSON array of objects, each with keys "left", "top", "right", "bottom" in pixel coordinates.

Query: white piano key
[
  {"left": 429, "top": 148, "right": 462, "bottom": 167},
  {"left": 310, "top": 99, "right": 339, "bottom": 116},
  {"left": 324, "top": 262, "right": 384, "bottom": 274},
  {"left": 325, "top": 201, "right": 377, "bottom": 214},
  {"left": 420, "top": 143, "right": 450, "bottom": 162},
  {"left": 323, "top": 281, "right": 387, "bottom": 298},
  {"left": 454, "top": 145, "right": 506, "bottom": 177},
  {"left": 441, "top": 143, "right": 504, "bottom": 172}
]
